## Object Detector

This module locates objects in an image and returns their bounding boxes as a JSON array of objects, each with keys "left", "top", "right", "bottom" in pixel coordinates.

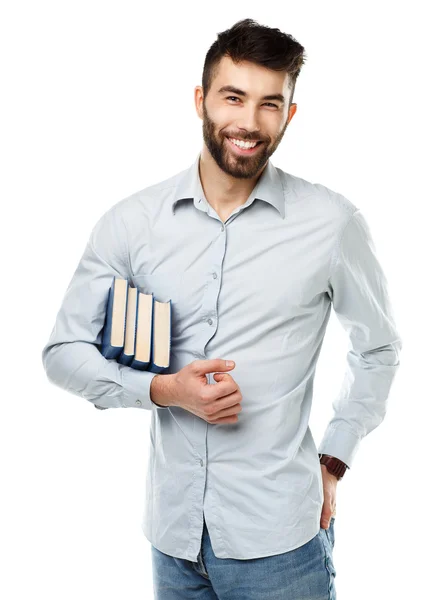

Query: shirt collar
[{"left": 171, "top": 151, "right": 286, "bottom": 219}]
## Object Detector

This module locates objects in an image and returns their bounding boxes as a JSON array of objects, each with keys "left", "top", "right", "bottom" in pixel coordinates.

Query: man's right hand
[{"left": 166, "top": 359, "right": 243, "bottom": 424}]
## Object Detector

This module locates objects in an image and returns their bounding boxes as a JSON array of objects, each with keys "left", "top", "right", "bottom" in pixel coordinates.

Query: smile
[{"left": 226, "top": 136, "right": 264, "bottom": 155}]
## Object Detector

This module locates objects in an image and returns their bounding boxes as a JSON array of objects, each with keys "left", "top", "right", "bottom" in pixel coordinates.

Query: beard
[{"left": 201, "top": 101, "right": 288, "bottom": 180}]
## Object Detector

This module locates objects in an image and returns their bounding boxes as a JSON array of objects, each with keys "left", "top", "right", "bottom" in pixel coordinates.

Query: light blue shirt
[{"left": 42, "top": 151, "right": 402, "bottom": 561}]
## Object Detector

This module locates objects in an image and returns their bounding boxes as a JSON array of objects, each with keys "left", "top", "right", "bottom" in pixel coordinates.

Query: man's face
[{"left": 197, "top": 55, "right": 296, "bottom": 179}]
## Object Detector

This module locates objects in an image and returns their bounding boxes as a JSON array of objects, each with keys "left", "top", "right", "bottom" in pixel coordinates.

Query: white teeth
[{"left": 229, "top": 137, "right": 258, "bottom": 149}]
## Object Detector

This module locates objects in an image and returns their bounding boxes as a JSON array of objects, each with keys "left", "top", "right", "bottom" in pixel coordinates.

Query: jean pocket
[{"left": 325, "top": 517, "right": 335, "bottom": 549}]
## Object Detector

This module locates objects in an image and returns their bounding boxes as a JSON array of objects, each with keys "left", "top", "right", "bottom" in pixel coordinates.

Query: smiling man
[{"left": 42, "top": 17, "right": 402, "bottom": 600}]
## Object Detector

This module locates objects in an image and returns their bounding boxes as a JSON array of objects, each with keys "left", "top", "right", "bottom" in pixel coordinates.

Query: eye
[{"left": 226, "top": 96, "right": 279, "bottom": 109}]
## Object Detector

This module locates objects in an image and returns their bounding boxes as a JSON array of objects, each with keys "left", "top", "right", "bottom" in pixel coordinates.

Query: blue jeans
[{"left": 151, "top": 516, "right": 337, "bottom": 599}]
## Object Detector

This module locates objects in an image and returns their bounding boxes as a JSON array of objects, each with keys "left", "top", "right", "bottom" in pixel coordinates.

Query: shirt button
[
  {"left": 220, "top": 225, "right": 224, "bottom": 232},
  {"left": 213, "top": 272, "right": 217, "bottom": 279},
  {"left": 207, "top": 318, "right": 213, "bottom": 325},
  {"left": 200, "top": 459, "right": 204, "bottom": 466},
  {"left": 135, "top": 399, "right": 142, "bottom": 406}
]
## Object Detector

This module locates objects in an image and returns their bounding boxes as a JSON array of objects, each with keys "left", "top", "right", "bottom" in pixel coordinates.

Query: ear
[
  {"left": 287, "top": 103, "right": 297, "bottom": 125},
  {"left": 194, "top": 86, "right": 204, "bottom": 120}
]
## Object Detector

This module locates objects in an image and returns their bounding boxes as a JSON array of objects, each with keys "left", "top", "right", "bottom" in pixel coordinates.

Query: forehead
[{"left": 213, "top": 55, "right": 291, "bottom": 97}]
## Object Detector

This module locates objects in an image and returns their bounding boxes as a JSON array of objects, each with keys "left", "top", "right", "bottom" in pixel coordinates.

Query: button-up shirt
[{"left": 42, "top": 151, "right": 402, "bottom": 561}]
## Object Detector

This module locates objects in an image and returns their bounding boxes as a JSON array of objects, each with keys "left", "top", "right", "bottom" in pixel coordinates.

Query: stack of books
[{"left": 99, "top": 276, "right": 171, "bottom": 374}]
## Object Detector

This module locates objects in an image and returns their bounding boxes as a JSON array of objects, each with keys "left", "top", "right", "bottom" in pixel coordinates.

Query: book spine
[{"left": 101, "top": 277, "right": 117, "bottom": 358}]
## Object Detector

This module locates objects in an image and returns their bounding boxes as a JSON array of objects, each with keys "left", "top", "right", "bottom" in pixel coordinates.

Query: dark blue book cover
[
  {"left": 100, "top": 277, "right": 129, "bottom": 359},
  {"left": 118, "top": 286, "right": 139, "bottom": 366}
]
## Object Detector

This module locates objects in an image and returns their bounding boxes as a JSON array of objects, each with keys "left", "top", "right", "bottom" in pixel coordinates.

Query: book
[
  {"left": 100, "top": 277, "right": 129, "bottom": 359},
  {"left": 145, "top": 295, "right": 172, "bottom": 374},
  {"left": 118, "top": 286, "right": 139, "bottom": 366},
  {"left": 99, "top": 276, "right": 171, "bottom": 373},
  {"left": 128, "top": 289, "right": 154, "bottom": 370}
]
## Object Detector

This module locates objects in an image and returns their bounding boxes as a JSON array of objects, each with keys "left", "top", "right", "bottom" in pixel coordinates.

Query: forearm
[
  {"left": 318, "top": 341, "right": 401, "bottom": 467},
  {"left": 42, "top": 339, "right": 160, "bottom": 410}
]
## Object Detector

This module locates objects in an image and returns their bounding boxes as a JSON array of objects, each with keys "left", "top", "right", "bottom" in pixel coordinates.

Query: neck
[{"left": 199, "top": 146, "right": 266, "bottom": 219}]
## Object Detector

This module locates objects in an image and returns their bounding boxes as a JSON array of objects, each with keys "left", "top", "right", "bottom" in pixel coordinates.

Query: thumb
[{"left": 213, "top": 372, "right": 229, "bottom": 382}]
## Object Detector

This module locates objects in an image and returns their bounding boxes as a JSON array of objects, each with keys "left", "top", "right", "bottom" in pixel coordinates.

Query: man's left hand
[{"left": 320, "top": 464, "right": 338, "bottom": 529}]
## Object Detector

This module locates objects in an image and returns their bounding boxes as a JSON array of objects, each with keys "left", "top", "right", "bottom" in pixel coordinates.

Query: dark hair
[{"left": 202, "top": 18, "right": 306, "bottom": 106}]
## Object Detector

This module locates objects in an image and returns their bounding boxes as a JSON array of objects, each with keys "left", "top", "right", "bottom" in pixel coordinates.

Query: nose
[{"left": 236, "top": 107, "right": 262, "bottom": 138}]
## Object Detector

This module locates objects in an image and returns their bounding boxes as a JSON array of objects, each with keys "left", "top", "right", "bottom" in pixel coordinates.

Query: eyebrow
[{"left": 217, "top": 85, "right": 285, "bottom": 104}]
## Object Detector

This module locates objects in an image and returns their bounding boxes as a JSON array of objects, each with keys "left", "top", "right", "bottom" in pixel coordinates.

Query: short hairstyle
[{"left": 202, "top": 18, "right": 307, "bottom": 106}]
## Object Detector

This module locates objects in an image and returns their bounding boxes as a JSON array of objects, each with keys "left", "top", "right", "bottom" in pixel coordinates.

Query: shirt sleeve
[
  {"left": 41, "top": 203, "right": 168, "bottom": 410},
  {"left": 318, "top": 209, "right": 402, "bottom": 467}
]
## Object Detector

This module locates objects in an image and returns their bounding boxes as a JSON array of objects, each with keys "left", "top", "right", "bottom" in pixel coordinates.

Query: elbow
[
  {"left": 361, "top": 340, "right": 402, "bottom": 367},
  {"left": 41, "top": 339, "right": 110, "bottom": 400},
  {"left": 42, "top": 343, "right": 67, "bottom": 389},
  {"left": 41, "top": 341, "right": 87, "bottom": 393},
  {"left": 42, "top": 342, "right": 54, "bottom": 380}
]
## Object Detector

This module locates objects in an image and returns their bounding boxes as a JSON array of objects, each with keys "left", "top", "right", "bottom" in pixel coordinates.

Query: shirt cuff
[
  {"left": 318, "top": 425, "right": 361, "bottom": 468},
  {"left": 121, "top": 368, "right": 170, "bottom": 409}
]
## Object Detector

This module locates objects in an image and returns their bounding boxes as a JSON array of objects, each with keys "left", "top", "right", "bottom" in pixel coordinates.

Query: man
[{"left": 42, "top": 18, "right": 402, "bottom": 600}]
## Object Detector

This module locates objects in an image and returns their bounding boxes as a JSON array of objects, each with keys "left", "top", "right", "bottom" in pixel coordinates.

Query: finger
[
  {"left": 320, "top": 515, "right": 332, "bottom": 529},
  {"left": 194, "top": 359, "right": 235, "bottom": 374},
  {"left": 208, "top": 380, "right": 239, "bottom": 404}
]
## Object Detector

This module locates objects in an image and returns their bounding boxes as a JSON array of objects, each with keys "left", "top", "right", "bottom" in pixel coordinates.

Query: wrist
[
  {"left": 150, "top": 374, "right": 177, "bottom": 407},
  {"left": 319, "top": 453, "right": 348, "bottom": 481}
]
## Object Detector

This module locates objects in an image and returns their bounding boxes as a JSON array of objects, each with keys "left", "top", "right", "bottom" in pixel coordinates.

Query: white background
[{"left": 1, "top": 1, "right": 441, "bottom": 598}]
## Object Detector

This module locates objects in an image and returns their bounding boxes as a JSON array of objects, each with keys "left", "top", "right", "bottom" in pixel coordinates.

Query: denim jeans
[{"left": 151, "top": 516, "right": 336, "bottom": 599}]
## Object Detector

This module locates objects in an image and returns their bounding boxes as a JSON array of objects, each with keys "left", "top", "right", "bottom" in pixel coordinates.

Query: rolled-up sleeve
[
  {"left": 41, "top": 203, "right": 165, "bottom": 410},
  {"left": 318, "top": 209, "right": 402, "bottom": 467}
]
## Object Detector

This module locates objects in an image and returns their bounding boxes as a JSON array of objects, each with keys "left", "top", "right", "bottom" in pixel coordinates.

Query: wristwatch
[{"left": 318, "top": 453, "right": 349, "bottom": 481}]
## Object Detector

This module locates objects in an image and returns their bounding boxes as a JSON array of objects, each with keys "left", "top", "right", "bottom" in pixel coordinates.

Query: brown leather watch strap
[{"left": 318, "top": 453, "right": 349, "bottom": 480}]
